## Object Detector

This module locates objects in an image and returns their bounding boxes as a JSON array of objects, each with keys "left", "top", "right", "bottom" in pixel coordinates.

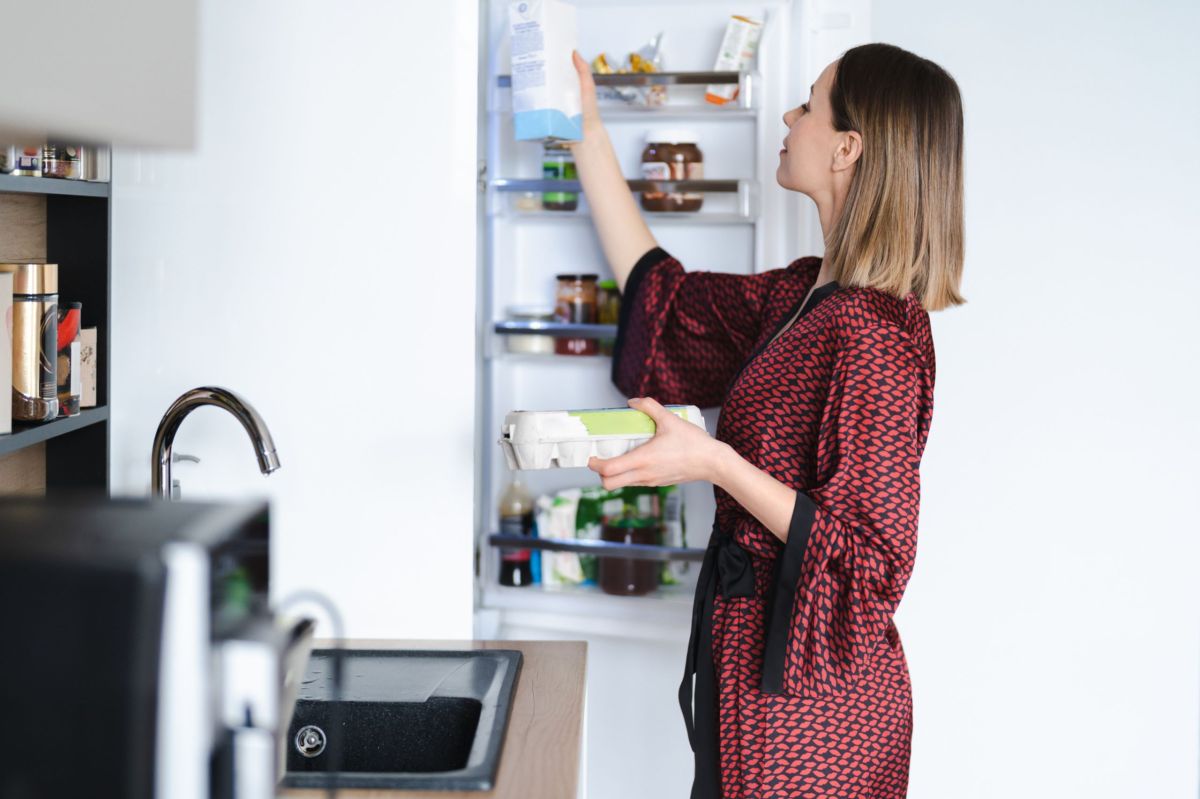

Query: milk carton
[{"left": 508, "top": 0, "right": 583, "bottom": 141}]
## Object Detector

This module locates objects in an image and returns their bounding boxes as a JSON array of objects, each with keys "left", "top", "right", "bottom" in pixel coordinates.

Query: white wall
[
  {"left": 871, "top": 1, "right": 1200, "bottom": 796},
  {"left": 110, "top": 0, "right": 480, "bottom": 639}
]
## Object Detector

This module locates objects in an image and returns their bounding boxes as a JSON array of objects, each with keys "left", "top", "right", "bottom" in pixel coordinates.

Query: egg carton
[{"left": 498, "top": 405, "right": 707, "bottom": 470}]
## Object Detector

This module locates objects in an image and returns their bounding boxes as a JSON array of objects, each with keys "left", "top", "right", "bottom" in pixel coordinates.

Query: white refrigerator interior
[{"left": 473, "top": 1, "right": 870, "bottom": 796}]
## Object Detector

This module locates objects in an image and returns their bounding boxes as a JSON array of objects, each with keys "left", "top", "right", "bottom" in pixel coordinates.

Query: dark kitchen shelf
[
  {"left": 488, "top": 533, "right": 706, "bottom": 563},
  {"left": 0, "top": 406, "right": 109, "bottom": 458},
  {"left": 0, "top": 173, "right": 110, "bottom": 198}
]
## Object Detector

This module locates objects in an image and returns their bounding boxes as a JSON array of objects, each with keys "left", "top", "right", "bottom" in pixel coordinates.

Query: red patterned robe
[{"left": 611, "top": 247, "right": 936, "bottom": 798}]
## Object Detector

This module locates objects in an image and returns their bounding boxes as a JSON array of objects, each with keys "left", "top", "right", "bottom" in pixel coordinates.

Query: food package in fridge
[
  {"left": 706, "top": 15, "right": 763, "bottom": 106},
  {"left": 508, "top": 0, "right": 583, "bottom": 141},
  {"left": 499, "top": 404, "right": 707, "bottom": 470},
  {"left": 534, "top": 488, "right": 585, "bottom": 586}
]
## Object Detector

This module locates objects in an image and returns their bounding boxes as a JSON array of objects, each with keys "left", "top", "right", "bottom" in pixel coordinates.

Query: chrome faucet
[{"left": 151, "top": 386, "right": 281, "bottom": 499}]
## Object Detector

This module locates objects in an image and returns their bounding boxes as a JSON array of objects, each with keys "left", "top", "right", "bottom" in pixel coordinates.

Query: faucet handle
[{"left": 172, "top": 452, "right": 201, "bottom": 464}]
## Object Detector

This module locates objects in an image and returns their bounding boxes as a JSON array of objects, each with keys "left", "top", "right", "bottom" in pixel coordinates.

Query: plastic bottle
[{"left": 498, "top": 476, "right": 535, "bottom": 587}]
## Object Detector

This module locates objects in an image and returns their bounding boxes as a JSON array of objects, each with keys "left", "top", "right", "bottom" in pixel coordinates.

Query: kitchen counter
[{"left": 278, "top": 639, "right": 587, "bottom": 799}]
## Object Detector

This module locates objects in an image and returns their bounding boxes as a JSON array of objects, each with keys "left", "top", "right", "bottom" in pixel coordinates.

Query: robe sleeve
[
  {"left": 760, "top": 323, "right": 926, "bottom": 698},
  {"left": 611, "top": 246, "right": 812, "bottom": 407}
]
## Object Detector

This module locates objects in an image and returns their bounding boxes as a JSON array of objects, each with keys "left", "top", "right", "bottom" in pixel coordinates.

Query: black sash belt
[{"left": 679, "top": 497, "right": 818, "bottom": 798}]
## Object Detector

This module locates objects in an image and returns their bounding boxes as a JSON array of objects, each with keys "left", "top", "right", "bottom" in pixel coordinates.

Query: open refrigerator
[{"left": 472, "top": 1, "right": 870, "bottom": 796}]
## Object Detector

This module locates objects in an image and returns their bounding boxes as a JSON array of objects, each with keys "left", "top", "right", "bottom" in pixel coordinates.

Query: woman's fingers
[{"left": 571, "top": 49, "right": 601, "bottom": 126}]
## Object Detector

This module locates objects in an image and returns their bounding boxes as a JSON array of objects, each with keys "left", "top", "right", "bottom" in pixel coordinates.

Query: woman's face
[{"left": 777, "top": 60, "right": 852, "bottom": 196}]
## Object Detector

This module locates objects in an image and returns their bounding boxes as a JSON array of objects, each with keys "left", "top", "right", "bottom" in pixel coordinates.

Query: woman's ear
[{"left": 832, "top": 130, "right": 863, "bottom": 172}]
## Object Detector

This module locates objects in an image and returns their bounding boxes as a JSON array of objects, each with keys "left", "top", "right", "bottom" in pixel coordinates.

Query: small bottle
[
  {"left": 541, "top": 142, "right": 578, "bottom": 211},
  {"left": 596, "top": 279, "right": 620, "bottom": 356},
  {"left": 498, "top": 475, "right": 535, "bottom": 587},
  {"left": 554, "top": 273, "right": 598, "bottom": 356}
]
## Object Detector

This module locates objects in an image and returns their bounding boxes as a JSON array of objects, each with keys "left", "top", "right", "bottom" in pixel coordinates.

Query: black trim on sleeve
[
  {"left": 759, "top": 489, "right": 819, "bottom": 694},
  {"left": 610, "top": 246, "right": 673, "bottom": 392}
]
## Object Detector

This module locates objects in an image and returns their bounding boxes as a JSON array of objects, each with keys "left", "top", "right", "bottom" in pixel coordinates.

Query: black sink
[{"left": 281, "top": 649, "right": 523, "bottom": 792}]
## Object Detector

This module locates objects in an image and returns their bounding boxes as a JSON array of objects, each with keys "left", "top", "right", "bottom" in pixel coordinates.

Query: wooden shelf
[
  {"left": 0, "top": 407, "right": 109, "bottom": 458},
  {"left": 0, "top": 174, "right": 110, "bottom": 198}
]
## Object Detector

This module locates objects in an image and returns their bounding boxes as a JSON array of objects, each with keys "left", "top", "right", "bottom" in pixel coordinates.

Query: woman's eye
[{"left": 801, "top": 103, "right": 810, "bottom": 112}]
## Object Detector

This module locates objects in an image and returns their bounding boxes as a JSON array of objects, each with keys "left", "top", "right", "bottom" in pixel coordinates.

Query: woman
[{"left": 569, "top": 42, "right": 965, "bottom": 798}]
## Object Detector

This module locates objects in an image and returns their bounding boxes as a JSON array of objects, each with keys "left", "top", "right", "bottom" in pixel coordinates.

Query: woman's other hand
[
  {"left": 588, "top": 397, "right": 730, "bottom": 489},
  {"left": 569, "top": 49, "right": 604, "bottom": 143}
]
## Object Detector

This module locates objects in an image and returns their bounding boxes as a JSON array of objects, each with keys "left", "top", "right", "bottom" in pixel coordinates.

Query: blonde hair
[{"left": 823, "top": 43, "right": 966, "bottom": 312}]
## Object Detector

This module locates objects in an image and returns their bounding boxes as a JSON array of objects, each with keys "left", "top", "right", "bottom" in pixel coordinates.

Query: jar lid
[
  {"left": 507, "top": 304, "right": 556, "bottom": 320},
  {"left": 0, "top": 262, "right": 58, "bottom": 295},
  {"left": 645, "top": 129, "right": 700, "bottom": 145},
  {"left": 598, "top": 279, "right": 618, "bottom": 290},
  {"left": 555, "top": 273, "right": 599, "bottom": 281}
]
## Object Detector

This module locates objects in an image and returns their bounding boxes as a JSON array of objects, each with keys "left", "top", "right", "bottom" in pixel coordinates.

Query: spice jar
[
  {"left": 505, "top": 305, "right": 556, "bottom": 355},
  {"left": 57, "top": 301, "right": 82, "bottom": 417},
  {"left": 41, "top": 145, "right": 81, "bottom": 180},
  {"left": 554, "top": 273, "right": 598, "bottom": 356},
  {"left": 542, "top": 142, "right": 578, "bottom": 212},
  {"left": 597, "top": 279, "right": 620, "bottom": 356},
  {"left": 0, "top": 263, "right": 59, "bottom": 422},
  {"left": 640, "top": 131, "right": 704, "bottom": 212}
]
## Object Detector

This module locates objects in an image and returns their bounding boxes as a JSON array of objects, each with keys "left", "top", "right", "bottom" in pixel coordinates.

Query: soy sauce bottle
[{"left": 498, "top": 476, "right": 535, "bottom": 587}]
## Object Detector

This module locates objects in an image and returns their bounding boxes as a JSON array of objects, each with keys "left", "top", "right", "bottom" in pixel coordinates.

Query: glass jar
[
  {"left": 599, "top": 513, "right": 662, "bottom": 596},
  {"left": 554, "top": 274, "right": 598, "bottom": 356},
  {"left": 597, "top": 279, "right": 620, "bottom": 356},
  {"left": 542, "top": 142, "right": 578, "bottom": 212},
  {"left": 505, "top": 305, "right": 556, "bottom": 355},
  {"left": 42, "top": 145, "right": 81, "bottom": 180},
  {"left": 640, "top": 131, "right": 704, "bottom": 212}
]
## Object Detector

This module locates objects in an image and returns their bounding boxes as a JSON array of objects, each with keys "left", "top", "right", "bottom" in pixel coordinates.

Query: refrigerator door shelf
[
  {"left": 494, "top": 71, "right": 759, "bottom": 111},
  {"left": 488, "top": 178, "right": 759, "bottom": 220}
]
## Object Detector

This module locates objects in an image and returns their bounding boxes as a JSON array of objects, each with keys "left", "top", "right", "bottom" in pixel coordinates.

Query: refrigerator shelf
[
  {"left": 488, "top": 106, "right": 758, "bottom": 121},
  {"left": 487, "top": 351, "right": 612, "bottom": 365},
  {"left": 489, "top": 533, "right": 706, "bottom": 562},
  {"left": 494, "top": 321, "right": 617, "bottom": 338},
  {"left": 492, "top": 177, "right": 744, "bottom": 193},
  {"left": 479, "top": 582, "right": 696, "bottom": 641},
  {"left": 490, "top": 178, "right": 758, "bottom": 220},
  {"left": 493, "top": 208, "right": 755, "bottom": 225},
  {"left": 497, "top": 69, "right": 753, "bottom": 87}
]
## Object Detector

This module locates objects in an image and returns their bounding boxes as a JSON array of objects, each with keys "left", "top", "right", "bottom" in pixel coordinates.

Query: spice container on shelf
[
  {"left": 56, "top": 302, "right": 82, "bottom": 417},
  {"left": 505, "top": 305, "right": 556, "bottom": 355},
  {"left": 640, "top": 131, "right": 704, "bottom": 212},
  {"left": 41, "top": 145, "right": 81, "bottom": 180},
  {"left": 554, "top": 273, "right": 598, "bottom": 356},
  {"left": 0, "top": 263, "right": 59, "bottom": 422},
  {"left": 542, "top": 142, "right": 578, "bottom": 211},
  {"left": 2, "top": 145, "right": 41, "bottom": 176},
  {"left": 597, "top": 279, "right": 620, "bottom": 356}
]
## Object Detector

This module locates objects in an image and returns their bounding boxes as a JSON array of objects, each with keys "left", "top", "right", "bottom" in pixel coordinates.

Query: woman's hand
[
  {"left": 588, "top": 397, "right": 730, "bottom": 489},
  {"left": 569, "top": 49, "right": 605, "bottom": 144}
]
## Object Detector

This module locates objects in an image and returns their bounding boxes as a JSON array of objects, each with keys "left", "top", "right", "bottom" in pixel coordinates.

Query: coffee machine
[{"left": 0, "top": 497, "right": 314, "bottom": 799}]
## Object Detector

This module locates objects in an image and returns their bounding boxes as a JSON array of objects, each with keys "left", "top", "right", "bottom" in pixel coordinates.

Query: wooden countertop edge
[{"left": 278, "top": 639, "right": 587, "bottom": 799}]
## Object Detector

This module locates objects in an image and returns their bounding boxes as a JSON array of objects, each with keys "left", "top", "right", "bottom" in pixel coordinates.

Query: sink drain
[{"left": 295, "top": 725, "right": 327, "bottom": 758}]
